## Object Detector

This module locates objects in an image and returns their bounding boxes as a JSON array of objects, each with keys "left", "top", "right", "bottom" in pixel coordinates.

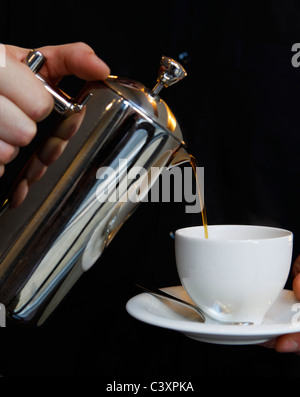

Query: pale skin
[
  {"left": 263, "top": 254, "right": 300, "bottom": 354},
  {"left": 0, "top": 42, "right": 110, "bottom": 207}
]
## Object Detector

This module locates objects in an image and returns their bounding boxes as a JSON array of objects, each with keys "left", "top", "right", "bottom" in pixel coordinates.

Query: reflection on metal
[{"left": 0, "top": 53, "right": 188, "bottom": 326}]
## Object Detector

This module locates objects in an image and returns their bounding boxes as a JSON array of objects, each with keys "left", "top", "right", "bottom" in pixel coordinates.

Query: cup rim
[{"left": 175, "top": 224, "right": 293, "bottom": 242}]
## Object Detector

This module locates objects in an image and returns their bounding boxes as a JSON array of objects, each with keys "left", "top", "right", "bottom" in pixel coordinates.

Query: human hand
[
  {"left": 262, "top": 254, "right": 300, "bottom": 354},
  {"left": 0, "top": 42, "right": 110, "bottom": 207}
]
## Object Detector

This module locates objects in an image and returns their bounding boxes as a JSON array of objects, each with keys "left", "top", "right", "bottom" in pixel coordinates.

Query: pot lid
[{"left": 103, "top": 56, "right": 187, "bottom": 143}]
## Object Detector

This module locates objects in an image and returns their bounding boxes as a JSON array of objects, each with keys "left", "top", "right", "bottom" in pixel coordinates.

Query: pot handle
[{"left": 26, "top": 49, "right": 91, "bottom": 116}]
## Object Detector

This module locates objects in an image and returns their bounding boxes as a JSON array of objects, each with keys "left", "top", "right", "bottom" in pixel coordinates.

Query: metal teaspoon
[{"left": 136, "top": 284, "right": 253, "bottom": 326}]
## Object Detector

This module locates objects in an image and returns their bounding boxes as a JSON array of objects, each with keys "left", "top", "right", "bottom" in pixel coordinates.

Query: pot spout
[{"left": 167, "top": 146, "right": 191, "bottom": 169}]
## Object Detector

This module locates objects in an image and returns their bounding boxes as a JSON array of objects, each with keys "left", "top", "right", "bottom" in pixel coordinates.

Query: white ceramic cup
[{"left": 175, "top": 225, "right": 293, "bottom": 324}]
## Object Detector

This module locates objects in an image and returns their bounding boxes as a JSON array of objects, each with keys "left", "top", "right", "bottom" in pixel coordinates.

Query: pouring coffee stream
[
  {"left": 0, "top": 51, "right": 207, "bottom": 326},
  {"left": 189, "top": 154, "right": 208, "bottom": 239}
]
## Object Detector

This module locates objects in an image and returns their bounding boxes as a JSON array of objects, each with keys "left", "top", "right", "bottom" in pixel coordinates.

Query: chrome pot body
[{"left": 0, "top": 53, "right": 188, "bottom": 325}]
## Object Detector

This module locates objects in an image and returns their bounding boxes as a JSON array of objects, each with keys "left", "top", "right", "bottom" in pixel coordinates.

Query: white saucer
[{"left": 126, "top": 286, "right": 300, "bottom": 345}]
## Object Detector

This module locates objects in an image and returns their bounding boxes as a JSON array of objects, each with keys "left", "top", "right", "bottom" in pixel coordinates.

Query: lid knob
[{"left": 151, "top": 56, "right": 187, "bottom": 96}]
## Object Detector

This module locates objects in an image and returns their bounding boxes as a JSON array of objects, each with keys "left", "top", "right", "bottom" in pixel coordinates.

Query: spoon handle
[{"left": 135, "top": 284, "right": 206, "bottom": 322}]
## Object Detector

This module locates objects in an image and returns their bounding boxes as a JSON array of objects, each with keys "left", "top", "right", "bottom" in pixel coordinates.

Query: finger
[
  {"left": 37, "top": 136, "right": 68, "bottom": 166},
  {"left": 19, "top": 109, "right": 85, "bottom": 190},
  {"left": 6, "top": 43, "right": 110, "bottom": 82},
  {"left": 0, "top": 95, "right": 37, "bottom": 146},
  {"left": 0, "top": 165, "right": 4, "bottom": 177},
  {"left": 293, "top": 273, "right": 300, "bottom": 301},
  {"left": 25, "top": 156, "right": 47, "bottom": 185},
  {"left": 275, "top": 333, "right": 300, "bottom": 353},
  {"left": 292, "top": 254, "right": 300, "bottom": 278},
  {"left": 12, "top": 153, "right": 48, "bottom": 206},
  {"left": 10, "top": 137, "right": 67, "bottom": 205},
  {"left": 4, "top": 45, "right": 29, "bottom": 61},
  {"left": 35, "top": 110, "right": 85, "bottom": 167},
  {"left": 53, "top": 108, "right": 85, "bottom": 140},
  {"left": 0, "top": 140, "right": 19, "bottom": 165},
  {"left": 10, "top": 178, "right": 29, "bottom": 208},
  {"left": 0, "top": 47, "right": 54, "bottom": 121},
  {"left": 36, "top": 42, "right": 110, "bottom": 82}
]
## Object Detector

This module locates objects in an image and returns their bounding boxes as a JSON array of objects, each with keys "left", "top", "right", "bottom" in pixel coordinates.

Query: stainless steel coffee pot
[{"left": 0, "top": 50, "right": 189, "bottom": 326}]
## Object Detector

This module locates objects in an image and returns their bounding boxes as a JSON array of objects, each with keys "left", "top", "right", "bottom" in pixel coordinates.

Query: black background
[{"left": 1, "top": 0, "right": 300, "bottom": 377}]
